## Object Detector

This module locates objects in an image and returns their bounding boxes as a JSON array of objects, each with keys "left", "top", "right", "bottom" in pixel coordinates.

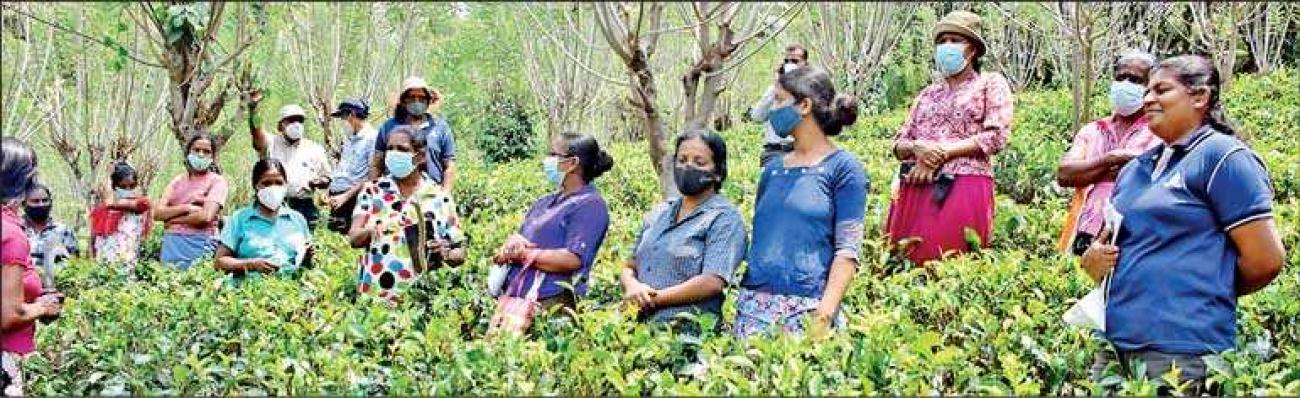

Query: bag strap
[{"left": 505, "top": 249, "right": 542, "bottom": 298}]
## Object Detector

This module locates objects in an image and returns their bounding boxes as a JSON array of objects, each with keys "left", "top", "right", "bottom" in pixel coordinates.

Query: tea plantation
[{"left": 27, "top": 71, "right": 1299, "bottom": 395}]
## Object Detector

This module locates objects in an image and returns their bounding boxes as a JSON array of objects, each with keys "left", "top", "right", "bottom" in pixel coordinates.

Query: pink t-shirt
[
  {"left": 1062, "top": 115, "right": 1161, "bottom": 235},
  {"left": 1, "top": 207, "right": 42, "bottom": 354},
  {"left": 162, "top": 172, "right": 229, "bottom": 235}
]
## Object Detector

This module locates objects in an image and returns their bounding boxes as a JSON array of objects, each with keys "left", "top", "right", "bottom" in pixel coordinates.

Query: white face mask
[
  {"left": 337, "top": 119, "right": 354, "bottom": 136},
  {"left": 257, "top": 185, "right": 288, "bottom": 210},
  {"left": 285, "top": 122, "right": 305, "bottom": 140}
]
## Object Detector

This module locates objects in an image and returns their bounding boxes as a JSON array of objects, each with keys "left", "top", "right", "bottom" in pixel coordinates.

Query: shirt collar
[
  {"left": 549, "top": 184, "right": 595, "bottom": 207},
  {"left": 248, "top": 205, "right": 295, "bottom": 222},
  {"left": 667, "top": 194, "right": 727, "bottom": 224}
]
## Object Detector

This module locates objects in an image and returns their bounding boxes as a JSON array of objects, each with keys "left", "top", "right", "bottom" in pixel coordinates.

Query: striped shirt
[{"left": 630, "top": 194, "right": 747, "bottom": 323}]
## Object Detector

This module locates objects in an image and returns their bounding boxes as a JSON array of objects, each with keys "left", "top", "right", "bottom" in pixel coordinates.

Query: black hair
[
  {"left": 0, "top": 136, "right": 38, "bottom": 202},
  {"left": 560, "top": 132, "right": 614, "bottom": 182},
  {"left": 26, "top": 182, "right": 50, "bottom": 201},
  {"left": 251, "top": 158, "right": 288, "bottom": 189},
  {"left": 674, "top": 128, "right": 728, "bottom": 190},
  {"left": 110, "top": 161, "right": 138, "bottom": 188},
  {"left": 777, "top": 65, "right": 860, "bottom": 136},
  {"left": 1156, "top": 55, "right": 1239, "bottom": 137},
  {"left": 786, "top": 44, "right": 809, "bottom": 61},
  {"left": 184, "top": 131, "right": 218, "bottom": 173}
]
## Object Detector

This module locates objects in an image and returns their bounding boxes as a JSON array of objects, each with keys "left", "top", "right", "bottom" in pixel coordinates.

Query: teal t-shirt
[{"left": 218, "top": 205, "right": 311, "bottom": 282}]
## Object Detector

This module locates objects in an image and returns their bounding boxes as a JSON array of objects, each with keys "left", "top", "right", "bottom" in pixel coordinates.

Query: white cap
[
  {"left": 279, "top": 104, "right": 306, "bottom": 121},
  {"left": 400, "top": 77, "right": 433, "bottom": 98}
]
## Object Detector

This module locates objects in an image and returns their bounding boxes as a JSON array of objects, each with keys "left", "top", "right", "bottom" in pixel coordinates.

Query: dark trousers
[
  {"left": 327, "top": 191, "right": 358, "bottom": 234},
  {"left": 286, "top": 196, "right": 320, "bottom": 229},
  {"left": 1089, "top": 349, "right": 1221, "bottom": 395}
]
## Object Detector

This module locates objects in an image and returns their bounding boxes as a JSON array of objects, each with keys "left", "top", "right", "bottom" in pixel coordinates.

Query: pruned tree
[
  {"left": 678, "top": 2, "right": 804, "bottom": 130},
  {"left": 1242, "top": 2, "right": 1297, "bottom": 74},
  {"left": 128, "top": 1, "right": 263, "bottom": 155},
  {"left": 282, "top": 2, "right": 351, "bottom": 160},
  {"left": 800, "top": 3, "right": 918, "bottom": 99},
  {"left": 1185, "top": 2, "right": 1253, "bottom": 90},
  {"left": 985, "top": 3, "right": 1054, "bottom": 91},
  {"left": 590, "top": 2, "right": 674, "bottom": 196},
  {"left": 37, "top": 12, "right": 170, "bottom": 234},
  {"left": 519, "top": 3, "right": 610, "bottom": 140},
  {"left": 0, "top": 3, "right": 57, "bottom": 141},
  {"left": 1002, "top": 3, "right": 1145, "bottom": 131}
]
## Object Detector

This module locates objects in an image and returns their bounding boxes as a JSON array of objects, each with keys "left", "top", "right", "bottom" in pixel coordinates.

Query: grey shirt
[{"left": 630, "top": 194, "right": 748, "bottom": 323}]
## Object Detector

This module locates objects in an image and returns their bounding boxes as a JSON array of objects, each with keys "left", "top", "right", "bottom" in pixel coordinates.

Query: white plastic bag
[
  {"left": 1064, "top": 275, "right": 1109, "bottom": 331},
  {"left": 486, "top": 264, "right": 509, "bottom": 297},
  {"left": 1064, "top": 200, "right": 1122, "bottom": 331}
]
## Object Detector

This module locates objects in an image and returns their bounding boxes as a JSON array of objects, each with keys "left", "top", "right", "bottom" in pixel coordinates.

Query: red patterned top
[{"left": 894, "top": 71, "right": 1015, "bottom": 177}]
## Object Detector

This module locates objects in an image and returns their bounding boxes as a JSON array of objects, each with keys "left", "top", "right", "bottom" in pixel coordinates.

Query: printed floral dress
[{"left": 353, "top": 176, "right": 465, "bottom": 303}]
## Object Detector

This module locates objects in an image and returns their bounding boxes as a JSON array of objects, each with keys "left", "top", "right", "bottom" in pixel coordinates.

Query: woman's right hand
[
  {"left": 905, "top": 163, "right": 937, "bottom": 185},
  {"left": 622, "top": 281, "right": 657, "bottom": 310},
  {"left": 22, "top": 301, "right": 61, "bottom": 321},
  {"left": 1081, "top": 243, "right": 1119, "bottom": 283},
  {"left": 245, "top": 259, "right": 279, "bottom": 273}
]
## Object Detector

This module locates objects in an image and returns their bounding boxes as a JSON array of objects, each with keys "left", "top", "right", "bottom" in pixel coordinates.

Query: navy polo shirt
[
  {"left": 374, "top": 114, "right": 457, "bottom": 184},
  {"left": 1106, "top": 126, "right": 1274, "bottom": 354}
]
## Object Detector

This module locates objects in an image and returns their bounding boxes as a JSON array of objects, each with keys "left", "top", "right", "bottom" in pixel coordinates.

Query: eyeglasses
[
  {"left": 547, "top": 152, "right": 575, "bottom": 159},
  {"left": 783, "top": 58, "right": 801, "bottom": 64}
]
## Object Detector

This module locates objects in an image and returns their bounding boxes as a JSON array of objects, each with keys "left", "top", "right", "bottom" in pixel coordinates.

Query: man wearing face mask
[
  {"left": 747, "top": 44, "right": 808, "bottom": 166},
  {"left": 325, "top": 99, "right": 377, "bottom": 234},
  {"left": 1055, "top": 49, "right": 1161, "bottom": 256},
  {"left": 369, "top": 77, "right": 458, "bottom": 191},
  {"left": 22, "top": 184, "right": 79, "bottom": 271},
  {"left": 247, "top": 92, "right": 334, "bottom": 229}
]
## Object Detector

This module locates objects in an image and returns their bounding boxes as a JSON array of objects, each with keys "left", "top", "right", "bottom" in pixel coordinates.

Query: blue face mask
[
  {"left": 114, "top": 189, "right": 137, "bottom": 199},
  {"left": 543, "top": 156, "right": 565, "bottom": 186},
  {"left": 768, "top": 103, "right": 803, "bottom": 139},
  {"left": 1109, "top": 80, "right": 1147, "bottom": 116},
  {"left": 186, "top": 153, "right": 211, "bottom": 171},
  {"left": 934, "top": 43, "right": 969, "bottom": 76},
  {"left": 385, "top": 150, "right": 417, "bottom": 178}
]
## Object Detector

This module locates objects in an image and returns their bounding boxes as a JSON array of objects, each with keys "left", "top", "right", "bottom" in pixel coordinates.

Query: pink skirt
[{"left": 885, "top": 175, "right": 994, "bottom": 265}]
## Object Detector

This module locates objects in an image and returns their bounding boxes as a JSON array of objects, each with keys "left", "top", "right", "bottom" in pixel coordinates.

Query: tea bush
[{"left": 26, "top": 72, "right": 1299, "bottom": 395}]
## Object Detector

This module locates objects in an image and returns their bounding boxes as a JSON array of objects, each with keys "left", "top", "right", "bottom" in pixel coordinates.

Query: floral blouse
[
  {"left": 352, "top": 176, "right": 466, "bottom": 303},
  {"left": 894, "top": 71, "right": 1015, "bottom": 177}
]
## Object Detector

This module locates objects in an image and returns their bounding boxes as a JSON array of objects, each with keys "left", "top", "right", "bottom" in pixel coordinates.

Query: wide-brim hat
[
  {"left": 934, "top": 10, "right": 986, "bottom": 58},
  {"left": 279, "top": 104, "right": 306, "bottom": 121}
]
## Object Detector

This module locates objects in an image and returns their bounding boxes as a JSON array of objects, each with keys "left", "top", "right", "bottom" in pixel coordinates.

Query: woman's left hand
[{"left": 914, "top": 142, "right": 947, "bottom": 169}]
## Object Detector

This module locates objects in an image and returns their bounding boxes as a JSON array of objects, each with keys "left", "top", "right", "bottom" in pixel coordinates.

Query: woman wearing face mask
[
  {"left": 1, "top": 137, "right": 63, "bottom": 396},
  {"left": 370, "top": 77, "right": 458, "bottom": 191},
  {"left": 155, "top": 133, "right": 229, "bottom": 270},
  {"left": 491, "top": 132, "right": 613, "bottom": 318},
  {"left": 621, "top": 129, "right": 747, "bottom": 328},
  {"left": 214, "top": 158, "right": 313, "bottom": 285},
  {"left": 349, "top": 126, "right": 466, "bottom": 304},
  {"left": 1055, "top": 49, "right": 1161, "bottom": 256},
  {"left": 734, "top": 66, "right": 867, "bottom": 338},
  {"left": 886, "top": 10, "right": 1014, "bottom": 266},
  {"left": 1081, "top": 55, "right": 1285, "bottom": 395},
  {"left": 89, "top": 161, "right": 153, "bottom": 271},
  {"left": 21, "top": 184, "right": 78, "bottom": 270}
]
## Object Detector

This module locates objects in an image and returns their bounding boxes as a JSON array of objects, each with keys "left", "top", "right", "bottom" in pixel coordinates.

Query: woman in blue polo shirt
[
  {"left": 214, "top": 158, "right": 313, "bottom": 283},
  {"left": 734, "top": 65, "right": 868, "bottom": 338},
  {"left": 1082, "top": 55, "right": 1285, "bottom": 393}
]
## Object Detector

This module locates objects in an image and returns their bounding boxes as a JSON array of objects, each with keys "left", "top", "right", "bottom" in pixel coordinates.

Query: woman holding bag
[
  {"left": 349, "top": 126, "right": 466, "bottom": 304},
  {"left": 489, "top": 132, "right": 613, "bottom": 332},
  {"left": 1081, "top": 55, "right": 1285, "bottom": 394}
]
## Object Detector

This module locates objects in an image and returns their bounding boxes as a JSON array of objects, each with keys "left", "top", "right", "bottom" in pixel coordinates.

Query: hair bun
[
  {"left": 592, "top": 150, "right": 615, "bottom": 178},
  {"left": 831, "top": 94, "right": 860, "bottom": 128}
]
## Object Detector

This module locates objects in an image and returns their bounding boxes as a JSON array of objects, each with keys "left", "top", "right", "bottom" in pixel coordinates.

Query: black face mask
[
  {"left": 25, "top": 205, "right": 51, "bottom": 222},
  {"left": 674, "top": 166, "right": 717, "bottom": 196}
]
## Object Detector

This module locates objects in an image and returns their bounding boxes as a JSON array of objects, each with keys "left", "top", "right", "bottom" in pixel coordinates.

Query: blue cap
[{"left": 330, "top": 98, "right": 370, "bottom": 118}]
